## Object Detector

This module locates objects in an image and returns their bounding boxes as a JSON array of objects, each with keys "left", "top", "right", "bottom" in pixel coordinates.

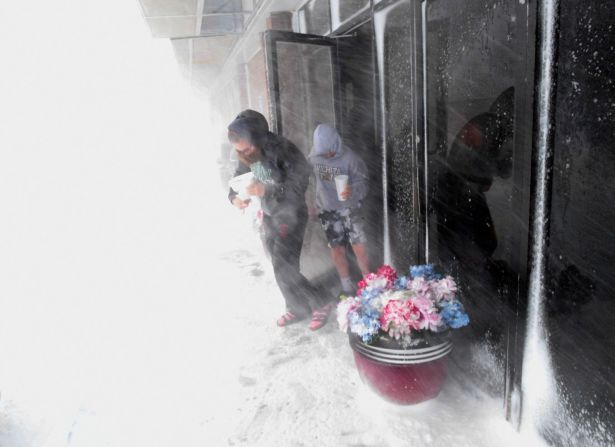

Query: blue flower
[
  {"left": 360, "top": 284, "right": 387, "bottom": 302},
  {"left": 439, "top": 300, "right": 470, "bottom": 329},
  {"left": 409, "top": 264, "right": 442, "bottom": 280},
  {"left": 348, "top": 303, "right": 381, "bottom": 342},
  {"left": 394, "top": 276, "right": 409, "bottom": 289}
]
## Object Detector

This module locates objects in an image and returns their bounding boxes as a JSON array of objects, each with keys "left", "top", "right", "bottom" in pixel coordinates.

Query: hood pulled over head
[
  {"left": 311, "top": 123, "right": 343, "bottom": 158},
  {"left": 234, "top": 109, "right": 269, "bottom": 133},
  {"left": 228, "top": 116, "right": 263, "bottom": 142}
]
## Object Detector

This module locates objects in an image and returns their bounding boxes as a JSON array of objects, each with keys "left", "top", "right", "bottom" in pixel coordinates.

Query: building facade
[{"left": 139, "top": 1, "right": 615, "bottom": 444}]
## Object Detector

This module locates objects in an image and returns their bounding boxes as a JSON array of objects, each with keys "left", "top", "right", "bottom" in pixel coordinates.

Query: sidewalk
[
  {"left": 0, "top": 212, "right": 545, "bottom": 447},
  {"left": 211, "top": 242, "right": 544, "bottom": 447}
]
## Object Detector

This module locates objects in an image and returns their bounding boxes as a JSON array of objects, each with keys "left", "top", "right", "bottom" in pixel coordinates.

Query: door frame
[{"left": 263, "top": 30, "right": 341, "bottom": 136}]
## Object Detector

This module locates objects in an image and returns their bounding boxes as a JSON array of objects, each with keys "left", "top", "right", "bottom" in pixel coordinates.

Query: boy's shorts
[{"left": 318, "top": 206, "right": 367, "bottom": 248}]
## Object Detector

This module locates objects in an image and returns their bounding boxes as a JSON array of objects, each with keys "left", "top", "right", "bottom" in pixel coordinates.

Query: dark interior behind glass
[
  {"left": 425, "top": 0, "right": 535, "bottom": 399},
  {"left": 544, "top": 1, "right": 615, "bottom": 443}
]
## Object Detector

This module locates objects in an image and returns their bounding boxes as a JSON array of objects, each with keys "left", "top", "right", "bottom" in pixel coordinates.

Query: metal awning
[
  {"left": 137, "top": 0, "right": 302, "bottom": 91},
  {"left": 138, "top": 0, "right": 253, "bottom": 38}
]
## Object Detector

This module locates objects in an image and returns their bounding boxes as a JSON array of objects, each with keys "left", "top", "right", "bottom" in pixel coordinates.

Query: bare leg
[
  {"left": 351, "top": 243, "right": 370, "bottom": 276},
  {"left": 330, "top": 246, "right": 349, "bottom": 278}
]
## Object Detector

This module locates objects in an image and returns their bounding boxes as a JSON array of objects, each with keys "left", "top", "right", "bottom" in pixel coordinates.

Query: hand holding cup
[
  {"left": 334, "top": 174, "right": 350, "bottom": 201},
  {"left": 340, "top": 184, "right": 351, "bottom": 200}
]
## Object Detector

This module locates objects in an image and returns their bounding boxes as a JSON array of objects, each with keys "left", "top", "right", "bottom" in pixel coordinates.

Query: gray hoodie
[{"left": 309, "top": 124, "right": 369, "bottom": 211}]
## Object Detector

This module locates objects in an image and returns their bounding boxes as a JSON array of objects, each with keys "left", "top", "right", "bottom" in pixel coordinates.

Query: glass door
[
  {"left": 423, "top": 0, "right": 536, "bottom": 424},
  {"left": 263, "top": 30, "right": 341, "bottom": 281},
  {"left": 264, "top": 30, "right": 340, "bottom": 157}
]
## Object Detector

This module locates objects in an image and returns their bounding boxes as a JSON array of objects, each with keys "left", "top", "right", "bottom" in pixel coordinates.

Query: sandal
[
  {"left": 276, "top": 311, "right": 303, "bottom": 327},
  {"left": 308, "top": 302, "right": 335, "bottom": 331},
  {"left": 337, "top": 291, "right": 355, "bottom": 300}
]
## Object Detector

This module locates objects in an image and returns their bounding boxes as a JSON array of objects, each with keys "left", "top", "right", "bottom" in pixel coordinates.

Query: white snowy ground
[
  {"left": 0, "top": 193, "right": 548, "bottom": 447},
  {"left": 0, "top": 1, "right": 549, "bottom": 446},
  {"left": 0, "top": 201, "right": 549, "bottom": 447}
]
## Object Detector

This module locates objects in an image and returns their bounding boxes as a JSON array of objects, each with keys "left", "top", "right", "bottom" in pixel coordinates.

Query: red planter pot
[{"left": 349, "top": 334, "right": 452, "bottom": 405}]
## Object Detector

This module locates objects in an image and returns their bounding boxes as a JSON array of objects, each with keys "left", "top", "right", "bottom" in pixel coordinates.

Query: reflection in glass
[
  {"left": 425, "top": 1, "right": 534, "bottom": 414},
  {"left": 434, "top": 87, "right": 514, "bottom": 275}
]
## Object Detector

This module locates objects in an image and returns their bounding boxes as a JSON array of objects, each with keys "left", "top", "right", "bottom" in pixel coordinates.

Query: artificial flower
[
  {"left": 439, "top": 300, "right": 470, "bottom": 329},
  {"left": 338, "top": 264, "right": 469, "bottom": 343},
  {"left": 433, "top": 275, "right": 458, "bottom": 301},
  {"left": 337, "top": 296, "right": 360, "bottom": 332},
  {"left": 376, "top": 264, "right": 398, "bottom": 288},
  {"left": 409, "top": 264, "right": 442, "bottom": 280}
]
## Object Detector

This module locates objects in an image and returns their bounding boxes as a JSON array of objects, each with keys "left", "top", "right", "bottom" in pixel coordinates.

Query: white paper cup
[
  {"left": 228, "top": 172, "right": 254, "bottom": 200},
  {"left": 334, "top": 174, "right": 349, "bottom": 201}
]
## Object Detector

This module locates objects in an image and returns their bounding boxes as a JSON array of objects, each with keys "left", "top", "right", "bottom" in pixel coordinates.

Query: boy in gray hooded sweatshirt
[{"left": 309, "top": 123, "right": 370, "bottom": 296}]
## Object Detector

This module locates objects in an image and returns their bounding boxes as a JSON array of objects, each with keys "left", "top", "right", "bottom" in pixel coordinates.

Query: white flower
[
  {"left": 385, "top": 289, "right": 414, "bottom": 304},
  {"left": 365, "top": 277, "right": 388, "bottom": 293},
  {"left": 336, "top": 298, "right": 356, "bottom": 332}
]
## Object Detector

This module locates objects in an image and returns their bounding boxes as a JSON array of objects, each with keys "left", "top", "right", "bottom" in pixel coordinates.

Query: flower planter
[
  {"left": 349, "top": 333, "right": 452, "bottom": 405},
  {"left": 338, "top": 264, "right": 468, "bottom": 404}
]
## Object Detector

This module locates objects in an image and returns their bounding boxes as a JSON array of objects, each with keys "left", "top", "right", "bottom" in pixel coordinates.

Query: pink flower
[
  {"left": 423, "top": 309, "right": 443, "bottom": 331},
  {"left": 412, "top": 296, "right": 433, "bottom": 313},
  {"left": 356, "top": 272, "right": 378, "bottom": 295},
  {"left": 409, "top": 297, "right": 440, "bottom": 330},
  {"left": 380, "top": 300, "right": 423, "bottom": 339},
  {"left": 434, "top": 276, "right": 458, "bottom": 301},
  {"left": 408, "top": 277, "right": 433, "bottom": 301},
  {"left": 376, "top": 265, "right": 398, "bottom": 289},
  {"left": 356, "top": 269, "right": 392, "bottom": 296}
]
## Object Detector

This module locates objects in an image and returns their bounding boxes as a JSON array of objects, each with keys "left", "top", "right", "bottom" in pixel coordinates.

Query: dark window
[
  {"left": 544, "top": 2, "right": 615, "bottom": 444},
  {"left": 425, "top": 0, "right": 535, "bottom": 394}
]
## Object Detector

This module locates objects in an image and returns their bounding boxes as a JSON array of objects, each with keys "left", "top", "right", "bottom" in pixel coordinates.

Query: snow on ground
[
  {"left": 192, "top": 222, "right": 548, "bottom": 447},
  {"left": 0, "top": 1, "right": 548, "bottom": 445},
  {"left": 0, "top": 201, "right": 548, "bottom": 447}
]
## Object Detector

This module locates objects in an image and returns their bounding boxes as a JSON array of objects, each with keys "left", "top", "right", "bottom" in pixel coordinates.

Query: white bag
[{"left": 228, "top": 172, "right": 254, "bottom": 200}]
